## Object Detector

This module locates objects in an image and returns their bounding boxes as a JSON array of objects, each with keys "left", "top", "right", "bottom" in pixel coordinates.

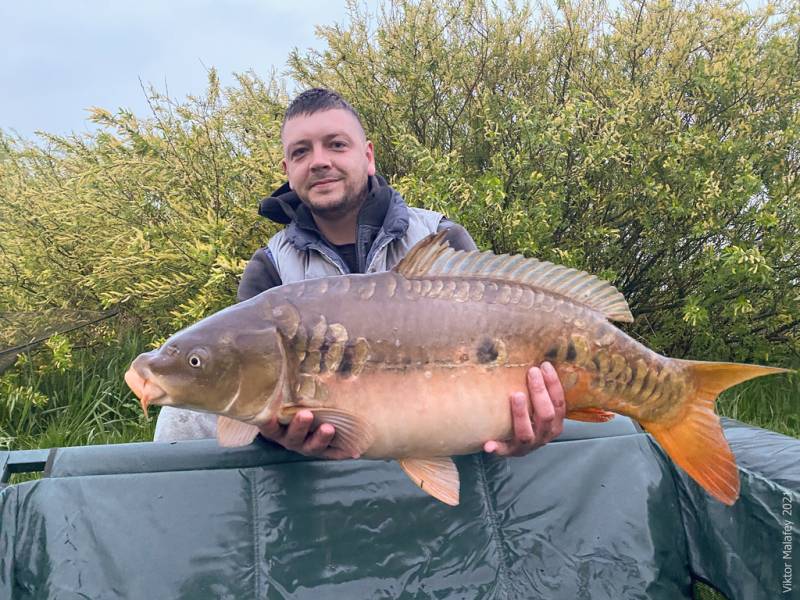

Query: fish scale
[{"left": 125, "top": 232, "right": 790, "bottom": 506}]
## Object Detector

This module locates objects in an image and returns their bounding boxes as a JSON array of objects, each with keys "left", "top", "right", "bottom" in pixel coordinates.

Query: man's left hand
[{"left": 483, "top": 361, "right": 566, "bottom": 457}]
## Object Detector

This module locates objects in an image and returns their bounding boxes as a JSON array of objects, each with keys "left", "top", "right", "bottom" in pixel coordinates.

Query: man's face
[{"left": 281, "top": 108, "right": 376, "bottom": 219}]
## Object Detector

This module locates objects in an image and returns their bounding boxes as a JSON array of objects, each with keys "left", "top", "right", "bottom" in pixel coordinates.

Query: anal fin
[
  {"left": 566, "top": 407, "right": 616, "bottom": 422},
  {"left": 217, "top": 415, "right": 260, "bottom": 447},
  {"left": 399, "top": 457, "right": 460, "bottom": 506}
]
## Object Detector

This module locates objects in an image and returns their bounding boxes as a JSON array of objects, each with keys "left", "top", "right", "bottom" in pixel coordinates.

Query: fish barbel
[{"left": 125, "top": 233, "right": 789, "bottom": 506}]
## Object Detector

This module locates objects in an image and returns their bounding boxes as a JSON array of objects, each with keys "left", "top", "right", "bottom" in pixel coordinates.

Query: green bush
[{"left": 292, "top": 0, "right": 799, "bottom": 362}]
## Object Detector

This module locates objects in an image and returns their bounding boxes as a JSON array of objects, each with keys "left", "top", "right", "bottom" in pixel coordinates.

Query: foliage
[
  {"left": 291, "top": 0, "right": 800, "bottom": 363},
  {"left": 0, "top": 0, "right": 799, "bottom": 451},
  {"left": 0, "top": 72, "right": 288, "bottom": 340}
]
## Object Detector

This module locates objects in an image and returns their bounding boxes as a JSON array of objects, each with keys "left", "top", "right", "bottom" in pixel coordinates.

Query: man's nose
[{"left": 309, "top": 146, "right": 332, "bottom": 170}]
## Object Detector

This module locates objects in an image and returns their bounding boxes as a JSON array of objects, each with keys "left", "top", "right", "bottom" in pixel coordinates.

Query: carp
[{"left": 125, "top": 233, "right": 789, "bottom": 506}]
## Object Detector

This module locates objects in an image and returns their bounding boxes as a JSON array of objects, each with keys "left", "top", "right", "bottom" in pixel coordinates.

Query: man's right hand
[{"left": 258, "top": 411, "right": 351, "bottom": 459}]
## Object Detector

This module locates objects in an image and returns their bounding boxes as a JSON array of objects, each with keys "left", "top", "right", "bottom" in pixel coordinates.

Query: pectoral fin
[
  {"left": 306, "top": 408, "right": 375, "bottom": 458},
  {"left": 399, "top": 457, "right": 460, "bottom": 506},
  {"left": 566, "top": 407, "right": 616, "bottom": 422},
  {"left": 217, "top": 415, "right": 260, "bottom": 447}
]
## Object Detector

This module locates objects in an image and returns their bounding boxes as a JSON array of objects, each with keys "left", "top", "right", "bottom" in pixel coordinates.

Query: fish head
[{"left": 125, "top": 307, "right": 288, "bottom": 421}]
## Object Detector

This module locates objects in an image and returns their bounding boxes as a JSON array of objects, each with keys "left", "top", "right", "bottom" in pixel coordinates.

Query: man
[{"left": 155, "top": 88, "right": 566, "bottom": 458}]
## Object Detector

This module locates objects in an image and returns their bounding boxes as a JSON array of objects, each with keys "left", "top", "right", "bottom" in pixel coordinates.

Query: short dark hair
[{"left": 282, "top": 88, "right": 365, "bottom": 134}]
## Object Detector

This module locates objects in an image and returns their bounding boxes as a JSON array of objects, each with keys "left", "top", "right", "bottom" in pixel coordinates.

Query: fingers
[
  {"left": 302, "top": 423, "right": 336, "bottom": 455},
  {"left": 485, "top": 362, "right": 567, "bottom": 458},
  {"left": 508, "top": 391, "right": 536, "bottom": 456},
  {"left": 283, "top": 410, "right": 315, "bottom": 450},
  {"left": 486, "top": 391, "right": 535, "bottom": 457},
  {"left": 483, "top": 439, "right": 511, "bottom": 455},
  {"left": 540, "top": 361, "right": 565, "bottom": 439},
  {"left": 256, "top": 411, "right": 342, "bottom": 459},
  {"left": 257, "top": 415, "right": 283, "bottom": 440},
  {"left": 510, "top": 392, "right": 535, "bottom": 446},
  {"left": 530, "top": 364, "right": 562, "bottom": 444}
]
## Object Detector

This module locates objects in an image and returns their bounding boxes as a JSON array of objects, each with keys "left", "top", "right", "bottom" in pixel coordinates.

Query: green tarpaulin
[{"left": 1, "top": 418, "right": 797, "bottom": 599}]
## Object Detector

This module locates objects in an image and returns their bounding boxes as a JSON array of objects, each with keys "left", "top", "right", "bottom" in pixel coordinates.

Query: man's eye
[
  {"left": 331, "top": 141, "right": 347, "bottom": 149},
  {"left": 291, "top": 148, "right": 306, "bottom": 159}
]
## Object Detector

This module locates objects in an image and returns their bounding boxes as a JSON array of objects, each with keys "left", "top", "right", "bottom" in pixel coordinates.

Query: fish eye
[{"left": 188, "top": 354, "right": 202, "bottom": 368}]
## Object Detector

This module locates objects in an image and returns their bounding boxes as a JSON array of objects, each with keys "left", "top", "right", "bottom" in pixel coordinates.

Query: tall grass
[
  {"left": 717, "top": 370, "right": 800, "bottom": 437},
  {"left": 0, "top": 331, "right": 155, "bottom": 451}
]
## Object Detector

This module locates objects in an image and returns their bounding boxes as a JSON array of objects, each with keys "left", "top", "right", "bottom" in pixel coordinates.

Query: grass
[
  {"left": 716, "top": 369, "right": 800, "bottom": 437},
  {"left": 693, "top": 581, "right": 728, "bottom": 600},
  {"left": 0, "top": 331, "right": 155, "bottom": 452}
]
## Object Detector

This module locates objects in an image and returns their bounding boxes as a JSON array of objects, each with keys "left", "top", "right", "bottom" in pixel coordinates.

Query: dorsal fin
[{"left": 394, "top": 232, "right": 633, "bottom": 323}]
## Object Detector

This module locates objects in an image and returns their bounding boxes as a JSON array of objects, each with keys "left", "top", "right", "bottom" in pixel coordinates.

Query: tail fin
[{"left": 641, "top": 361, "right": 790, "bottom": 506}]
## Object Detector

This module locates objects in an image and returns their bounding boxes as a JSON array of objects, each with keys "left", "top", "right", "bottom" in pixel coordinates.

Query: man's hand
[
  {"left": 483, "top": 362, "right": 566, "bottom": 457},
  {"left": 258, "top": 411, "right": 351, "bottom": 460}
]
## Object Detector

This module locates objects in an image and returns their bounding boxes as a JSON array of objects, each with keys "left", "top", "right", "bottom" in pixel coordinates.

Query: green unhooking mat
[{"left": 0, "top": 418, "right": 798, "bottom": 599}]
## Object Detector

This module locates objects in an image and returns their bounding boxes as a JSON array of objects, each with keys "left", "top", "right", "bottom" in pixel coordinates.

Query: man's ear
[
  {"left": 366, "top": 141, "right": 376, "bottom": 176},
  {"left": 280, "top": 159, "right": 291, "bottom": 188}
]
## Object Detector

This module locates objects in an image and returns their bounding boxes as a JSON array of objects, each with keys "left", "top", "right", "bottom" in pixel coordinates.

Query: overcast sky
[{"left": 0, "top": 1, "right": 351, "bottom": 139}]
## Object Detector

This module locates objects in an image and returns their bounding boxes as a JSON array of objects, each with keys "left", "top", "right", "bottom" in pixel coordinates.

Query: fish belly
[{"left": 319, "top": 365, "right": 529, "bottom": 459}]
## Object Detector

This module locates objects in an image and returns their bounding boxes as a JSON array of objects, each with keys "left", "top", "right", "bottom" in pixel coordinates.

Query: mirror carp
[{"left": 125, "top": 233, "right": 789, "bottom": 506}]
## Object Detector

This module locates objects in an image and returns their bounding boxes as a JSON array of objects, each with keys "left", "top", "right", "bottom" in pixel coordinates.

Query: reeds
[{"left": 0, "top": 331, "right": 154, "bottom": 451}]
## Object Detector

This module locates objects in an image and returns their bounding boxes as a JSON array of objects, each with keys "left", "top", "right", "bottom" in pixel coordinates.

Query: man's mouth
[{"left": 311, "top": 178, "right": 340, "bottom": 188}]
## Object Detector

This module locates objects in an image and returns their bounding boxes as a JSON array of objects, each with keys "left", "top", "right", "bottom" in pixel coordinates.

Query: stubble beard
[{"left": 304, "top": 177, "right": 368, "bottom": 221}]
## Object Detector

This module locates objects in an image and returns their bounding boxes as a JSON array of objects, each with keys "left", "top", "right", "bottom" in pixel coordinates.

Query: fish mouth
[{"left": 124, "top": 366, "right": 167, "bottom": 417}]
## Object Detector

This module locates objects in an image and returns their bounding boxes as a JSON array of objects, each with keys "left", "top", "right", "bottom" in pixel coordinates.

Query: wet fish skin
[{"left": 126, "top": 234, "right": 790, "bottom": 506}]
